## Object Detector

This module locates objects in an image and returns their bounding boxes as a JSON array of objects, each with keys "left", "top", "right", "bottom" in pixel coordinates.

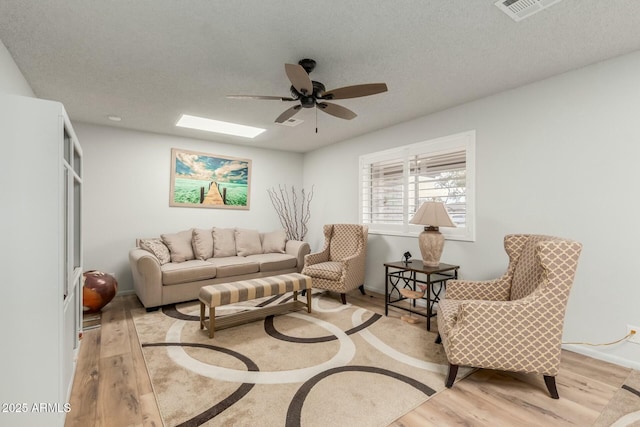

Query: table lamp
[{"left": 409, "top": 201, "right": 456, "bottom": 267}]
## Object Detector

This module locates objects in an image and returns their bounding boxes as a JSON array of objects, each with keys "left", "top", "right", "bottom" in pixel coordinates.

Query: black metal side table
[{"left": 384, "top": 260, "right": 459, "bottom": 331}]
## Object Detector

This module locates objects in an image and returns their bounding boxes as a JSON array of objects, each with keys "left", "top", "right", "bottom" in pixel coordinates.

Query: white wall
[
  {"left": 303, "top": 50, "right": 640, "bottom": 369},
  {"left": 74, "top": 123, "right": 304, "bottom": 293},
  {"left": 0, "top": 39, "right": 35, "bottom": 97}
]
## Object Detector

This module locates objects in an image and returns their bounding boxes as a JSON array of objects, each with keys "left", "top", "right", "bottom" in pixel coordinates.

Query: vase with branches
[{"left": 267, "top": 185, "right": 314, "bottom": 241}]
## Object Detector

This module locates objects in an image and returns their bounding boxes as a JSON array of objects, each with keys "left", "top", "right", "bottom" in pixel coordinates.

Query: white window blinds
[
  {"left": 359, "top": 131, "right": 475, "bottom": 241},
  {"left": 361, "top": 157, "right": 405, "bottom": 225},
  {"left": 408, "top": 149, "right": 467, "bottom": 227}
]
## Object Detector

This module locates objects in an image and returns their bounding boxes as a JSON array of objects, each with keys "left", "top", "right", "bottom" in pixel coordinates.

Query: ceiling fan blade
[
  {"left": 317, "top": 102, "right": 357, "bottom": 120},
  {"left": 323, "top": 83, "right": 388, "bottom": 100},
  {"left": 285, "top": 63, "right": 313, "bottom": 95},
  {"left": 275, "top": 105, "right": 302, "bottom": 123},
  {"left": 227, "top": 95, "right": 295, "bottom": 101}
]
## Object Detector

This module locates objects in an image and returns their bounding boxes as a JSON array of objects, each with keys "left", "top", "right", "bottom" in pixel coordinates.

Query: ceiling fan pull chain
[{"left": 315, "top": 106, "right": 318, "bottom": 134}]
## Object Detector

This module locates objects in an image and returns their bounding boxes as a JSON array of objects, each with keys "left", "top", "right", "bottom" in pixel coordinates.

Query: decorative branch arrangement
[{"left": 267, "top": 185, "right": 314, "bottom": 241}]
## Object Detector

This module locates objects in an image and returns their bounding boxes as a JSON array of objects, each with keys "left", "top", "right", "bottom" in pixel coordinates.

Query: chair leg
[
  {"left": 208, "top": 307, "right": 215, "bottom": 339},
  {"left": 435, "top": 333, "right": 442, "bottom": 344},
  {"left": 199, "top": 302, "right": 205, "bottom": 330},
  {"left": 340, "top": 293, "right": 347, "bottom": 304},
  {"left": 445, "top": 364, "right": 458, "bottom": 388},
  {"left": 544, "top": 375, "right": 559, "bottom": 399},
  {"left": 358, "top": 284, "right": 366, "bottom": 295}
]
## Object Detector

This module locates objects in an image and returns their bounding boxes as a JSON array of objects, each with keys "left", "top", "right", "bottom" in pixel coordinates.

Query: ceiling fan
[{"left": 227, "top": 58, "right": 388, "bottom": 124}]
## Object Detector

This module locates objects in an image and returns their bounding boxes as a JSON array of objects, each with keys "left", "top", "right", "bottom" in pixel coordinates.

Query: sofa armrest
[
  {"left": 129, "top": 248, "right": 163, "bottom": 308},
  {"left": 285, "top": 240, "right": 311, "bottom": 273},
  {"left": 445, "top": 273, "right": 511, "bottom": 301}
]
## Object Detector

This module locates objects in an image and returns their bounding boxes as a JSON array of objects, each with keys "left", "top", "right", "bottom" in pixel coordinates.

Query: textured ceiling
[{"left": 2, "top": 1, "right": 640, "bottom": 152}]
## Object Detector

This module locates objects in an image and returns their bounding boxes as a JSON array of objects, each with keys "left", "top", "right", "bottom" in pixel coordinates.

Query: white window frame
[{"left": 359, "top": 130, "right": 475, "bottom": 241}]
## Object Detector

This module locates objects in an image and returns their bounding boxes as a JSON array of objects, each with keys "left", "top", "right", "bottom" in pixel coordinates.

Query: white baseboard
[
  {"left": 562, "top": 343, "right": 640, "bottom": 371},
  {"left": 116, "top": 289, "right": 136, "bottom": 296}
]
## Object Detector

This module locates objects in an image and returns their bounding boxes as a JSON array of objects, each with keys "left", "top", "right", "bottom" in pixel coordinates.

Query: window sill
[{"left": 367, "top": 228, "right": 475, "bottom": 242}]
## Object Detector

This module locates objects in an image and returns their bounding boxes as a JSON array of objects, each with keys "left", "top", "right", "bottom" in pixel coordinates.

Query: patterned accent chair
[
  {"left": 436, "top": 234, "right": 582, "bottom": 398},
  {"left": 302, "top": 224, "right": 368, "bottom": 304}
]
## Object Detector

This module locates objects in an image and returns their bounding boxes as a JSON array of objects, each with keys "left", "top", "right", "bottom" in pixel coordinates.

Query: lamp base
[{"left": 418, "top": 227, "right": 444, "bottom": 267}]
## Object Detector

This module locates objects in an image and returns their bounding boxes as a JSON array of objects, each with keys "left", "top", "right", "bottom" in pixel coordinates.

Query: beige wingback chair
[
  {"left": 302, "top": 224, "right": 368, "bottom": 304},
  {"left": 436, "top": 234, "right": 582, "bottom": 398}
]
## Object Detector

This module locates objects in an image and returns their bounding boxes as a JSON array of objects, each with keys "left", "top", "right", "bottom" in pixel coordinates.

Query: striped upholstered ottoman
[{"left": 198, "top": 273, "right": 312, "bottom": 338}]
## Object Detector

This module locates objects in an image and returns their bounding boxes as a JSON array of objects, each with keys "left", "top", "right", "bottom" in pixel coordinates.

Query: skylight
[{"left": 176, "top": 114, "right": 266, "bottom": 138}]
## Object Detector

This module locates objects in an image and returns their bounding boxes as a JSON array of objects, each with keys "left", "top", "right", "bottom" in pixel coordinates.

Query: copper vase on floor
[{"left": 83, "top": 270, "right": 118, "bottom": 313}]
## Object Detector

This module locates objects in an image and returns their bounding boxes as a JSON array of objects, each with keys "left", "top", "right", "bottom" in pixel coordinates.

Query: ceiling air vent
[
  {"left": 276, "top": 117, "right": 304, "bottom": 127},
  {"left": 495, "top": 0, "right": 563, "bottom": 22}
]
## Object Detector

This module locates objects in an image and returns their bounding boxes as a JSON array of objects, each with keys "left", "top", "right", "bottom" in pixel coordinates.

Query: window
[{"left": 359, "top": 130, "right": 475, "bottom": 241}]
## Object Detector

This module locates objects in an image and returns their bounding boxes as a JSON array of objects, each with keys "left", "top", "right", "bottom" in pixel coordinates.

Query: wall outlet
[{"left": 628, "top": 325, "right": 640, "bottom": 344}]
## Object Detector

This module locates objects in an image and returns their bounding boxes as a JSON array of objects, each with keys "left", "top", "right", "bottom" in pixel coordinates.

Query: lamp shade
[{"left": 410, "top": 201, "right": 457, "bottom": 228}]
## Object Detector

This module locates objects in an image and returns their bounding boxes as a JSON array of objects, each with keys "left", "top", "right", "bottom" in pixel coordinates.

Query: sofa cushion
[
  {"left": 161, "top": 229, "right": 195, "bottom": 263},
  {"left": 302, "top": 261, "right": 343, "bottom": 281},
  {"left": 261, "top": 229, "right": 286, "bottom": 254},
  {"left": 193, "top": 228, "right": 214, "bottom": 260},
  {"left": 161, "top": 260, "right": 217, "bottom": 285},
  {"left": 213, "top": 228, "right": 236, "bottom": 257},
  {"left": 139, "top": 238, "right": 171, "bottom": 265},
  {"left": 235, "top": 228, "right": 262, "bottom": 256},
  {"left": 205, "top": 256, "right": 260, "bottom": 278},
  {"left": 245, "top": 253, "right": 297, "bottom": 272}
]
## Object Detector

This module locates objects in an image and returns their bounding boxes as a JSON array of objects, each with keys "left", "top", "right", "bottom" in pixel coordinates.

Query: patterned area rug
[
  {"left": 594, "top": 369, "right": 640, "bottom": 427},
  {"left": 132, "top": 292, "right": 458, "bottom": 427}
]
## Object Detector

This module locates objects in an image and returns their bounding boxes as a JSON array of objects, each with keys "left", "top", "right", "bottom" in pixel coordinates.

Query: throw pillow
[
  {"left": 192, "top": 228, "right": 214, "bottom": 260},
  {"left": 161, "top": 229, "right": 195, "bottom": 263},
  {"left": 139, "top": 238, "right": 171, "bottom": 265},
  {"left": 261, "top": 229, "right": 287, "bottom": 253},
  {"left": 235, "top": 228, "right": 263, "bottom": 256},
  {"left": 212, "top": 228, "right": 236, "bottom": 257}
]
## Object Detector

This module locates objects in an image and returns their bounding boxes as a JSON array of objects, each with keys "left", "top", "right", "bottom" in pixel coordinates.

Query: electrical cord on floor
[{"left": 562, "top": 330, "right": 636, "bottom": 346}]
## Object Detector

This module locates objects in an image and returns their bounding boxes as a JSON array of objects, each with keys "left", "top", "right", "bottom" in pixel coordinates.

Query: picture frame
[{"left": 169, "top": 148, "right": 251, "bottom": 210}]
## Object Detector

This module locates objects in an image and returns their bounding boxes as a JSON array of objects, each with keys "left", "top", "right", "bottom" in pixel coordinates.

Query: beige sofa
[{"left": 129, "top": 228, "right": 310, "bottom": 310}]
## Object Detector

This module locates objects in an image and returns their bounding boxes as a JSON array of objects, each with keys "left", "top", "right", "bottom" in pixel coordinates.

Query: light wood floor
[{"left": 65, "top": 291, "right": 633, "bottom": 427}]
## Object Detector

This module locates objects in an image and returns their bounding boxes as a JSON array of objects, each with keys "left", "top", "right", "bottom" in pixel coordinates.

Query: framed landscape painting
[{"left": 169, "top": 148, "right": 251, "bottom": 209}]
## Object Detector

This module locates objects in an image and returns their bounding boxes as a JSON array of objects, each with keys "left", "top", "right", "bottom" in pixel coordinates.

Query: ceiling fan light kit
[{"left": 227, "top": 58, "right": 388, "bottom": 126}]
